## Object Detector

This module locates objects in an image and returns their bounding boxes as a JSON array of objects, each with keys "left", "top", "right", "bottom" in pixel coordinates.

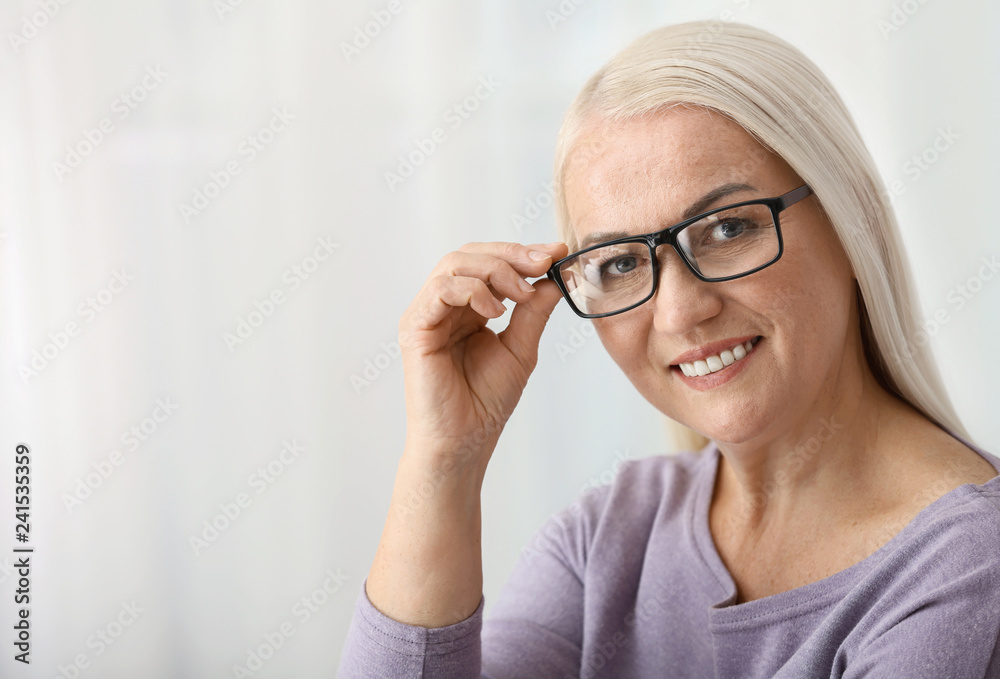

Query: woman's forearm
[{"left": 365, "top": 442, "right": 487, "bottom": 628}]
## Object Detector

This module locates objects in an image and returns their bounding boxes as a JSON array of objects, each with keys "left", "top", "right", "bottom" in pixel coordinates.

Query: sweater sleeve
[
  {"left": 336, "top": 485, "right": 610, "bottom": 678},
  {"left": 336, "top": 579, "right": 484, "bottom": 679},
  {"left": 480, "top": 485, "right": 611, "bottom": 678}
]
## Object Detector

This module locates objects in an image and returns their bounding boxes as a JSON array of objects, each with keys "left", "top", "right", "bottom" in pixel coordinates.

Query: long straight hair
[{"left": 553, "top": 21, "right": 968, "bottom": 450}]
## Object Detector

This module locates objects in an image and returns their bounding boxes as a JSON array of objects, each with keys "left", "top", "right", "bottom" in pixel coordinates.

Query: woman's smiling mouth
[
  {"left": 670, "top": 336, "right": 763, "bottom": 390},
  {"left": 676, "top": 336, "right": 762, "bottom": 377}
]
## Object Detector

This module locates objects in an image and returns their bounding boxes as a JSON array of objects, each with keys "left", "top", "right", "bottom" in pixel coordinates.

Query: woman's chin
[{"left": 674, "top": 409, "right": 772, "bottom": 447}]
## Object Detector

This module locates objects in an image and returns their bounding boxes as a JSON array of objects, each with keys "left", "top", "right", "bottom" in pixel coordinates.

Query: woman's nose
[{"left": 650, "top": 247, "right": 723, "bottom": 335}]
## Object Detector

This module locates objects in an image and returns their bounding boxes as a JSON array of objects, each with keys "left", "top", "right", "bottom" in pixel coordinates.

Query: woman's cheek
[{"left": 593, "top": 322, "right": 643, "bottom": 374}]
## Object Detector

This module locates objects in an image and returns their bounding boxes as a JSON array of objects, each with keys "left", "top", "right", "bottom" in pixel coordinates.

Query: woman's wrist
[{"left": 367, "top": 464, "right": 485, "bottom": 627}]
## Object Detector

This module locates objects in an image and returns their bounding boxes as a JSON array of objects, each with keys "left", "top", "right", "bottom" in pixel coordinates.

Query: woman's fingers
[
  {"left": 446, "top": 241, "right": 568, "bottom": 278},
  {"left": 432, "top": 251, "right": 543, "bottom": 305},
  {"left": 498, "top": 279, "right": 564, "bottom": 373},
  {"left": 404, "top": 275, "right": 505, "bottom": 335},
  {"left": 402, "top": 241, "right": 570, "bottom": 349}
]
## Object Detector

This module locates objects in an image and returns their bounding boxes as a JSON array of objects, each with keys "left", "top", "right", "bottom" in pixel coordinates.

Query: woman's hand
[
  {"left": 399, "top": 241, "right": 568, "bottom": 472},
  {"left": 366, "top": 240, "right": 567, "bottom": 629}
]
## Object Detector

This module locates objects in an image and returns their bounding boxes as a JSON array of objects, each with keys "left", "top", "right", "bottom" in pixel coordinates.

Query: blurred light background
[{"left": 1, "top": 0, "right": 998, "bottom": 676}]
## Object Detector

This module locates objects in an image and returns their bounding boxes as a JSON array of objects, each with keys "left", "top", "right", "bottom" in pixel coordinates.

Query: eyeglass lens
[{"left": 557, "top": 203, "right": 778, "bottom": 316}]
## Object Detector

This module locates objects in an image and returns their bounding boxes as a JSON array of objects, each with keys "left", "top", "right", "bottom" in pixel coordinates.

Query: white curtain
[{"left": 1, "top": 0, "right": 997, "bottom": 675}]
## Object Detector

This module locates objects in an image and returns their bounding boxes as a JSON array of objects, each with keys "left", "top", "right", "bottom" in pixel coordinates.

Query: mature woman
[{"left": 338, "top": 21, "right": 1000, "bottom": 678}]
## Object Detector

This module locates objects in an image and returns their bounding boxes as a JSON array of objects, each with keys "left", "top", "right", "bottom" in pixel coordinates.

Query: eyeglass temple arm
[{"left": 778, "top": 184, "right": 813, "bottom": 210}]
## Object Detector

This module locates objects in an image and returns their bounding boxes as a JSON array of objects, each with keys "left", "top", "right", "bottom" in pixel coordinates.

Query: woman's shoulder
[
  {"left": 847, "top": 474, "right": 1000, "bottom": 649},
  {"left": 872, "top": 441, "right": 1000, "bottom": 586},
  {"left": 905, "top": 460, "right": 1000, "bottom": 540},
  {"left": 886, "top": 422, "right": 1000, "bottom": 524},
  {"left": 921, "top": 422, "right": 1000, "bottom": 481}
]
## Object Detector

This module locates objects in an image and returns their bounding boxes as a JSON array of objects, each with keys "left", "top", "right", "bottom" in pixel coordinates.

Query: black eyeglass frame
[{"left": 545, "top": 184, "right": 814, "bottom": 319}]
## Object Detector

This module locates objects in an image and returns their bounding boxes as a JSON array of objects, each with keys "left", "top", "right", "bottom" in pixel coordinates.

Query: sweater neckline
[{"left": 690, "top": 431, "right": 1000, "bottom": 623}]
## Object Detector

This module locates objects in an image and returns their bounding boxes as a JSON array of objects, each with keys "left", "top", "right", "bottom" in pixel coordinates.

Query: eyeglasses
[{"left": 546, "top": 184, "right": 813, "bottom": 318}]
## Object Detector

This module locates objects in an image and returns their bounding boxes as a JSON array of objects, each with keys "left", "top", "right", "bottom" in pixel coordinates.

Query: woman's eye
[
  {"left": 603, "top": 256, "right": 637, "bottom": 275},
  {"left": 711, "top": 220, "right": 746, "bottom": 240},
  {"left": 613, "top": 257, "right": 637, "bottom": 273}
]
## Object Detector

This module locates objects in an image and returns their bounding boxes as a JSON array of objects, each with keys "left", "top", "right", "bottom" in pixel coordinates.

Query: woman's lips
[
  {"left": 675, "top": 336, "right": 762, "bottom": 377},
  {"left": 672, "top": 336, "right": 762, "bottom": 391}
]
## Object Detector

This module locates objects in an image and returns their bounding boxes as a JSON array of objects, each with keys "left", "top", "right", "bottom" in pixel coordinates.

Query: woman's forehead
[
  {"left": 563, "top": 111, "right": 786, "bottom": 234},
  {"left": 567, "top": 179, "right": 762, "bottom": 243},
  {"left": 568, "top": 113, "right": 769, "bottom": 187}
]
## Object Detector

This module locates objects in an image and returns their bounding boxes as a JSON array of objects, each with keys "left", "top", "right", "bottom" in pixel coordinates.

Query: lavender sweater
[{"left": 338, "top": 436, "right": 1000, "bottom": 678}]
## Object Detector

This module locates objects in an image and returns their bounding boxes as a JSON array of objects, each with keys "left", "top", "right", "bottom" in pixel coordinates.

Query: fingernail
[
  {"left": 517, "top": 277, "right": 535, "bottom": 293},
  {"left": 494, "top": 298, "right": 507, "bottom": 314},
  {"left": 528, "top": 250, "right": 550, "bottom": 261}
]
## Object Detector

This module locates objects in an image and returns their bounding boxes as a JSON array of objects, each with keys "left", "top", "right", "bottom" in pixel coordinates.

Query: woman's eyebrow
[
  {"left": 681, "top": 182, "right": 758, "bottom": 220},
  {"left": 579, "top": 230, "right": 631, "bottom": 249},
  {"left": 577, "top": 183, "right": 759, "bottom": 249}
]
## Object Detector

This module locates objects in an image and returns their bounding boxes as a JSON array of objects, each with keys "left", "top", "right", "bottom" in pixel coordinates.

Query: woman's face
[{"left": 562, "top": 106, "right": 859, "bottom": 445}]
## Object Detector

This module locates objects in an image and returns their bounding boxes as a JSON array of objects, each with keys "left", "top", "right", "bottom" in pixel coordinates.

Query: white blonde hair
[{"left": 553, "top": 21, "right": 968, "bottom": 450}]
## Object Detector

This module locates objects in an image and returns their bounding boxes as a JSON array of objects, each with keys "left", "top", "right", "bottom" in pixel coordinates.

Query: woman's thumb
[{"left": 497, "top": 279, "right": 564, "bottom": 373}]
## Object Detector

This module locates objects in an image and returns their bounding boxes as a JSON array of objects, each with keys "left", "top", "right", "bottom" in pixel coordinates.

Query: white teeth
[{"left": 677, "top": 338, "right": 758, "bottom": 377}]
